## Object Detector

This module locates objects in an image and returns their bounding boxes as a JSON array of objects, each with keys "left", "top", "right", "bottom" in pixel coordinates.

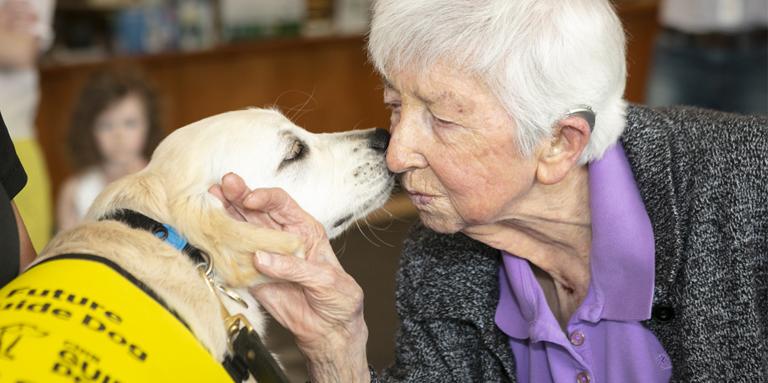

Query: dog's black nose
[{"left": 369, "top": 128, "right": 390, "bottom": 152}]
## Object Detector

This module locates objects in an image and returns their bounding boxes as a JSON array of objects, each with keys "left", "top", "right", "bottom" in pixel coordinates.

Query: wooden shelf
[{"left": 42, "top": 34, "right": 363, "bottom": 71}]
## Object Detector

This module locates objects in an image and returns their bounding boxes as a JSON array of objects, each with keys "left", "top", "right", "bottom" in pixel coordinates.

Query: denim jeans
[{"left": 645, "top": 30, "right": 768, "bottom": 115}]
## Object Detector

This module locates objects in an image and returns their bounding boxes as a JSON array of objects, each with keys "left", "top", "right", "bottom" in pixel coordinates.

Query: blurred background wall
[{"left": 4, "top": 0, "right": 764, "bottom": 380}]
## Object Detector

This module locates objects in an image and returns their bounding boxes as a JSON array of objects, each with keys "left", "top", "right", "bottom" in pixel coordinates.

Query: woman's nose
[{"left": 386, "top": 123, "right": 427, "bottom": 173}]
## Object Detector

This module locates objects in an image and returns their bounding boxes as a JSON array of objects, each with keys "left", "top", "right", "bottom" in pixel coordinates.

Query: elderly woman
[{"left": 213, "top": 0, "right": 767, "bottom": 382}]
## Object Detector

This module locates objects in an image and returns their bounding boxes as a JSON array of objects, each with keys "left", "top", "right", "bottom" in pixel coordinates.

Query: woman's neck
[{"left": 463, "top": 165, "right": 592, "bottom": 328}]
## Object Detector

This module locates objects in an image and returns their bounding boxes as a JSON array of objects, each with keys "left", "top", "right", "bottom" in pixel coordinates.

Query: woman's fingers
[
  {"left": 220, "top": 172, "right": 250, "bottom": 204},
  {"left": 243, "top": 187, "right": 312, "bottom": 226},
  {"left": 219, "top": 173, "right": 257, "bottom": 222},
  {"left": 255, "top": 252, "right": 333, "bottom": 288},
  {"left": 214, "top": 173, "right": 321, "bottom": 233},
  {"left": 210, "top": 173, "right": 281, "bottom": 229},
  {"left": 208, "top": 183, "right": 247, "bottom": 221},
  {"left": 243, "top": 188, "right": 341, "bottom": 267},
  {"left": 211, "top": 172, "right": 342, "bottom": 265}
]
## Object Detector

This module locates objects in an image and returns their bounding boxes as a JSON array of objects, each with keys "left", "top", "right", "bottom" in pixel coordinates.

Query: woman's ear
[{"left": 535, "top": 115, "right": 591, "bottom": 185}]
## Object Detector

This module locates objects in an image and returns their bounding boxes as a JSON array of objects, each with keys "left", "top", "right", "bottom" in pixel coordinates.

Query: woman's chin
[{"left": 417, "top": 211, "right": 464, "bottom": 234}]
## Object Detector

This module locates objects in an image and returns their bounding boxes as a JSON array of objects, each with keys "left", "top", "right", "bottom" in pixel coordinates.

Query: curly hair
[{"left": 68, "top": 68, "right": 163, "bottom": 171}]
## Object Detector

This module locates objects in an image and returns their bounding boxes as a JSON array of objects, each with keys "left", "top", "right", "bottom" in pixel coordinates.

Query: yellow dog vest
[{"left": 0, "top": 255, "right": 233, "bottom": 382}]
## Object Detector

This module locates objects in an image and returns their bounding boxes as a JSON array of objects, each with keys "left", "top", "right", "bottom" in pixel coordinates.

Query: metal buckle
[
  {"left": 224, "top": 313, "right": 254, "bottom": 339},
  {"left": 216, "top": 284, "right": 249, "bottom": 308},
  {"left": 196, "top": 253, "right": 249, "bottom": 309}
]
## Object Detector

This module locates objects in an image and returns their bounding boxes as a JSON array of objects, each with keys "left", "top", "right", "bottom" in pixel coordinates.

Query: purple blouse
[{"left": 495, "top": 144, "right": 672, "bottom": 383}]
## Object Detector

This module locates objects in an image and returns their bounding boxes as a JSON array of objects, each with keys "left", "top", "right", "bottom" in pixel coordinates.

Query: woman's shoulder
[
  {"left": 622, "top": 105, "right": 767, "bottom": 198},
  {"left": 624, "top": 105, "right": 768, "bottom": 155}
]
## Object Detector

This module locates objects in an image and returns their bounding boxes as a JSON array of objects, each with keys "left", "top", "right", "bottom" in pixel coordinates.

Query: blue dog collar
[
  {"left": 155, "top": 223, "right": 189, "bottom": 252},
  {"left": 101, "top": 209, "right": 205, "bottom": 265}
]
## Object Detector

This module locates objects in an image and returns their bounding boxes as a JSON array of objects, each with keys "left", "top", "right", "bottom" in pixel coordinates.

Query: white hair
[{"left": 368, "top": 0, "right": 628, "bottom": 163}]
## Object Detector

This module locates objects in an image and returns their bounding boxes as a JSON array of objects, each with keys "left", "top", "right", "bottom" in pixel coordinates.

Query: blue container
[{"left": 114, "top": 7, "right": 146, "bottom": 54}]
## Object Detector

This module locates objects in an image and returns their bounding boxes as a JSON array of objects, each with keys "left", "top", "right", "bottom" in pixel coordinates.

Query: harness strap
[
  {"left": 222, "top": 354, "right": 250, "bottom": 382},
  {"left": 231, "top": 326, "right": 291, "bottom": 383}
]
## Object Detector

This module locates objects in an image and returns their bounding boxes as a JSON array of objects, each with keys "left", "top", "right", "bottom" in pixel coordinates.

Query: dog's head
[
  {"left": 152, "top": 108, "right": 394, "bottom": 238},
  {"left": 88, "top": 108, "right": 394, "bottom": 285}
]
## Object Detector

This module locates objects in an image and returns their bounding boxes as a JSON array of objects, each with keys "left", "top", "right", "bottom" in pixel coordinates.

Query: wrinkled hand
[{"left": 209, "top": 173, "right": 370, "bottom": 383}]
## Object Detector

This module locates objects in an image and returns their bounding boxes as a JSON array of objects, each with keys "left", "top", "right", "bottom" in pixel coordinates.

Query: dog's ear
[
  {"left": 167, "top": 192, "right": 305, "bottom": 287},
  {"left": 86, "top": 171, "right": 171, "bottom": 222}
]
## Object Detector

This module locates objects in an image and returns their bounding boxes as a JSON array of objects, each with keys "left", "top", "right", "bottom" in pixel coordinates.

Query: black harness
[{"left": 99, "top": 209, "right": 290, "bottom": 383}]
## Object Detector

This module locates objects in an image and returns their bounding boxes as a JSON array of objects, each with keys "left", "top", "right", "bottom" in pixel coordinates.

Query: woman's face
[
  {"left": 93, "top": 93, "right": 149, "bottom": 166},
  {"left": 384, "top": 63, "right": 540, "bottom": 233}
]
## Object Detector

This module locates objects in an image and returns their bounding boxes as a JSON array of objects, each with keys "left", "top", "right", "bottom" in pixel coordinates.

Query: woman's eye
[
  {"left": 285, "top": 140, "right": 305, "bottom": 161},
  {"left": 432, "top": 114, "right": 454, "bottom": 126}
]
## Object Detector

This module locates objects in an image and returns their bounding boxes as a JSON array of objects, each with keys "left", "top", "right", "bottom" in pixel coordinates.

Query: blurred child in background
[{"left": 56, "top": 70, "right": 163, "bottom": 231}]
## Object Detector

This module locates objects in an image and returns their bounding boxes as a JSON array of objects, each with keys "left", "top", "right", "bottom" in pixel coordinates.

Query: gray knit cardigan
[{"left": 371, "top": 105, "right": 768, "bottom": 382}]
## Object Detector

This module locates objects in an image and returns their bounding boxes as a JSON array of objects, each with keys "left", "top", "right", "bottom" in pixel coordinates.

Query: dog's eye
[{"left": 284, "top": 140, "right": 306, "bottom": 162}]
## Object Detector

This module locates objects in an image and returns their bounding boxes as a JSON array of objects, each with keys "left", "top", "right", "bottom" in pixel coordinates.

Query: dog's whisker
[
  {"left": 272, "top": 90, "right": 293, "bottom": 107},
  {"left": 272, "top": 90, "right": 319, "bottom": 121},
  {"left": 362, "top": 212, "right": 394, "bottom": 232},
  {"left": 362, "top": 217, "right": 394, "bottom": 247},
  {"left": 382, "top": 207, "right": 410, "bottom": 224},
  {"left": 334, "top": 237, "right": 349, "bottom": 258},
  {"left": 283, "top": 104, "right": 317, "bottom": 120},
  {"left": 288, "top": 89, "right": 318, "bottom": 121},
  {"left": 371, "top": 219, "right": 395, "bottom": 232},
  {"left": 331, "top": 231, "right": 349, "bottom": 257},
  {"left": 366, "top": 208, "right": 397, "bottom": 230},
  {"left": 355, "top": 219, "right": 381, "bottom": 247}
]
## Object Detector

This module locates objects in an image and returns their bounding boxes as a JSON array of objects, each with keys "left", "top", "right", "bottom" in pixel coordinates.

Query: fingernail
[{"left": 255, "top": 252, "right": 272, "bottom": 267}]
